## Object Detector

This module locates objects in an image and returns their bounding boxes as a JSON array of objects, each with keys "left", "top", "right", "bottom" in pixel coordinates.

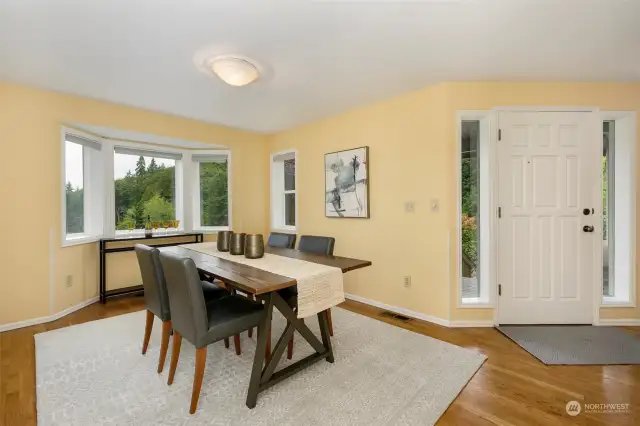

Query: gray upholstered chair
[
  {"left": 135, "top": 244, "right": 232, "bottom": 373},
  {"left": 285, "top": 235, "right": 336, "bottom": 359},
  {"left": 159, "top": 251, "right": 266, "bottom": 414},
  {"left": 298, "top": 235, "right": 335, "bottom": 256},
  {"left": 267, "top": 232, "right": 297, "bottom": 249}
]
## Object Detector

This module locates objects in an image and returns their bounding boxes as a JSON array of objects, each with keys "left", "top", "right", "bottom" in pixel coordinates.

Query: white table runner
[{"left": 180, "top": 243, "right": 345, "bottom": 318}]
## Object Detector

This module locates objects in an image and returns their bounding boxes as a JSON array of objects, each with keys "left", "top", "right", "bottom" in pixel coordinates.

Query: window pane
[
  {"left": 460, "top": 121, "right": 480, "bottom": 299},
  {"left": 284, "top": 158, "right": 295, "bottom": 191},
  {"left": 199, "top": 161, "right": 229, "bottom": 227},
  {"left": 114, "top": 153, "right": 176, "bottom": 230},
  {"left": 285, "top": 193, "right": 296, "bottom": 226},
  {"left": 65, "top": 141, "right": 84, "bottom": 234},
  {"left": 603, "top": 121, "right": 615, "bottom": 297}
]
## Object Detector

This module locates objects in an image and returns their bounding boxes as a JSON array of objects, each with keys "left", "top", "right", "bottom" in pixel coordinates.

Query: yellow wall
[
  {"left": 446, "top": 82, "right": 640, "bottom": 321},
  {"left": 268, "top": 84, "right": 453, "bottom": 321},
  {"left": 3, "top": 80, "right": 639, "bottom": 328},
  {"left": 0, "top": 83, "right": 268, "bottom": 326},
  {"left": 268, "top": 82, "right": 640, "bottom": 323}
]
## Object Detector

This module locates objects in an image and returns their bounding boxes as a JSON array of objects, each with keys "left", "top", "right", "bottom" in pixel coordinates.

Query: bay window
[{"left": 61, "top": 126, "right": 232, "bottom": 245}]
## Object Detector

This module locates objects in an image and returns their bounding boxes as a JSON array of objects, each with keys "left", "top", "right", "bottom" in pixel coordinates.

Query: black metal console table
[{"left": 99, "top": 232, "right": 204, "bottom": 303}]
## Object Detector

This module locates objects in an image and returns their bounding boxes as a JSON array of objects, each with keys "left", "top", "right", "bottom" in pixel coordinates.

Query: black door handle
[{"left": 583, "top": 225, "right": 594, "bottom": 233}]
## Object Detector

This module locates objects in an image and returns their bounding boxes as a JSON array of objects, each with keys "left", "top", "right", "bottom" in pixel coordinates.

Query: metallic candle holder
[
  {"left": 244, "top": 234, "right": 265, "bottom": 259},
  {"left": 216, "top": 230, "right": 232, "bottom": 252},
  {"left": 230, "top": 232, "right": 246, "bottom": 255}
]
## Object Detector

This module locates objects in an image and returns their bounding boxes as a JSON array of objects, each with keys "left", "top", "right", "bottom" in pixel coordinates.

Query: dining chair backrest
[
  {"left": 298, "top": 235, "right": 335, "bottom": 256},
  {"left": 135, "top": 244, "right": 171, "bottom": 321},
  {"left": 267, "top": 232, "right": 297, "bottom": 249},
  {"left": 158, "top": 251, "right": 209, "bottom": 345}
]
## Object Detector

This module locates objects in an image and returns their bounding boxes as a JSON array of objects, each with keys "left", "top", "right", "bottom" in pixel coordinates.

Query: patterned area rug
[
  {"left": 35, "top": 308, "right": 486, "bottom": 425},
  {"left": 497, "top": 325, "right": 640, "bottom": 365}
]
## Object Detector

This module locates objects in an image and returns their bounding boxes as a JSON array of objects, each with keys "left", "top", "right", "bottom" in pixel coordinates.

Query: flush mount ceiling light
[{"left": 207, "top": 56, "right": 260, "bottom": 87}]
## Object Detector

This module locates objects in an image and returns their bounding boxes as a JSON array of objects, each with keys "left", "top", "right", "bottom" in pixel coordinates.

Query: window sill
[
  {"left": 62, "top": 234, "right": 102, "bottom": 248},
  {"left": 458, "top": 297, "right": 493, "bottom": 308},
  {"left": 271, "top": 227, "right": 297, "bottom": 234},
  {"left": 194, "top": 227, "right": 230, "bottom": 234},
  {"left": 601, "top": 296, "right": 636, "bottom": 308}
]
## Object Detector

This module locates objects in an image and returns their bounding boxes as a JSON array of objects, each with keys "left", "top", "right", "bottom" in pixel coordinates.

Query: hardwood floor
[{"left": 1, "top": 297, "right": 638, "bottom": 425}]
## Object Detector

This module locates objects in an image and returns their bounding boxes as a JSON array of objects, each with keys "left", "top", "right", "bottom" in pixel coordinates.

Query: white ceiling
[{"left": 1, "top": 0, "right": 638, "bottom": 133}]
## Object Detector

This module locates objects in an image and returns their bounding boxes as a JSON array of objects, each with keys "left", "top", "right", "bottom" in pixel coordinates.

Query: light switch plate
[
  {"left": 430, "top": 199, "right": 439, "bottom": 213},
  {"left": 404, "top": 201, "right": 415, "bottom": 213}
]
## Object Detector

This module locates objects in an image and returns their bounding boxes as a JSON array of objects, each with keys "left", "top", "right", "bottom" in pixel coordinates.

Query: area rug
[
  {"left": 35, "top": 308, "right": 486, "bottom": 425},
  {"left": 497, "top": 325, "right": 640, "bottom": 365}
]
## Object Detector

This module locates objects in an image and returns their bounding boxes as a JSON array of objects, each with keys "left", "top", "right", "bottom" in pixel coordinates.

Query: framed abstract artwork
[{"left": 325, "top": 146, "right": 369, "bottom": 218}]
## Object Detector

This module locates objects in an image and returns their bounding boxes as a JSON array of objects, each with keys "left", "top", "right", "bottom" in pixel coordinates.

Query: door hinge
[
  {"left": 498, "top": 284, "right": 502, "bottom": 296},
  {"left": 497, "top": 207, "right": 502, "bottom": 218},
  {"left": 498, "top": 129, "right": 502, "bottom": 141}
]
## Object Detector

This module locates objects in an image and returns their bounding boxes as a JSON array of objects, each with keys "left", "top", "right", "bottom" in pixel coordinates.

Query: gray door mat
[{"left": 496, "top": 325, "right": 640, "bottom": 365}]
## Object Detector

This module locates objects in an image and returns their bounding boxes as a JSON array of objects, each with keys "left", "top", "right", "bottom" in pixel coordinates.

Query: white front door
[{"left": 497, "top": 111, "right": 600, "bottom": 324}]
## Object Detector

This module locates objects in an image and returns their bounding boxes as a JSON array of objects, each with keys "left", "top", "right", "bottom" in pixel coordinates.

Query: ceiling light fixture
[{"left": 208, "top": 57, "right": 260, "bottom": 87}]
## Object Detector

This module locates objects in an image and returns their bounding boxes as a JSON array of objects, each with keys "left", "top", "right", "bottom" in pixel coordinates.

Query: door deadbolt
[
  {"left": 583, "top": 208, "right": 591, "bottom": 215},
  {"left": 583, "top": 225, "right": 594, "bottom": 233}
]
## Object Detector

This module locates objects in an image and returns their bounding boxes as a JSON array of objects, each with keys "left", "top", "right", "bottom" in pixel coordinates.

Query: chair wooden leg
[
  {"left": 224, "top": 337, "right": 230, "bottom": 348},
  {"left": 190, "top": 347, "right": 207, "bottom": 415},
  {"left": 327, "top": 309, "right": 334, "bottom": 337},
  {"left": 234, "top": 334, "right": 241, "bottom": 355},
  {"left": 167, "top": 330, "right": 182, "bottom": 385},
  {"left": 157, "top": 320, "right": 171, "bottom": 373},
  {"left": 142, "top": 310, "right": 154, "bottom": 355}
]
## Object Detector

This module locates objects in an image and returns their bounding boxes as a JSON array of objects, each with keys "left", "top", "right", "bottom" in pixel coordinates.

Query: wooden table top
[{"left": 158, "top": 245, "right": 372, "bottom": 295}]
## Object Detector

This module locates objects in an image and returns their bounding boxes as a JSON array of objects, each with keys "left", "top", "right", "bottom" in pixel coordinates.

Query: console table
[{"left": 99, "top": 232, "right": 204, "bottom": 303}]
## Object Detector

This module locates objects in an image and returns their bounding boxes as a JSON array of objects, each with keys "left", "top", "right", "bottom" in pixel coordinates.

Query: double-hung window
[
  {"left": 192, "top": 152, "right": 231, "bottom": 231},
  {"left": 62, "top": 132, "right": 104, "bottom": 246},
  {"left": 271, "top": 150, "right": 297, "bottom": 232}
]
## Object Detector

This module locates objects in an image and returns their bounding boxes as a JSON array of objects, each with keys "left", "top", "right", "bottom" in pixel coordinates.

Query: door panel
[{"left": 498, "top": 111, "right": 599, "bottom": 324}]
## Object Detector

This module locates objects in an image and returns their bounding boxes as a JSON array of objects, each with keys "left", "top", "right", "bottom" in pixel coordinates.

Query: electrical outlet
[
  {"left": 403, "top": 276, "right": 411, "bottom": 288},
  {"left": 66, "top": 275, "right": 73, "bottom": 288}
]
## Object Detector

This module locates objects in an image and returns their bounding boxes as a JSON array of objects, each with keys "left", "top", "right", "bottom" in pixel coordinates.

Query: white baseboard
[
  {"left": 344, "top": 293, "right": 494, "bottom": 328},
  {"left": 0, "top": 297, "right": 100, "bottom": 333},
  {"left": 597, "top": 318, "right": 640, "bottom": 326},
  {"left": 449, "top": 320, "right": 495, "bottom": 328}
]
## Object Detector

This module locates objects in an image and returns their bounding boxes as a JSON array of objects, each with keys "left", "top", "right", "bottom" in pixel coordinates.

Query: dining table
[{"left": 158, "top": 244, "right": 372, "bottom": 408}]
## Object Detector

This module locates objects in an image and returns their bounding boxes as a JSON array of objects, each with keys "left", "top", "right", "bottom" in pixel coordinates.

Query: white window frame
[
  {"left": 190, "top": 150, "right": 232, "bottom": 233},
  {"left": 456, "top": 111, "right": 495, "bottom": 307},
  {"left": 270, "top": 149, "right": 298, "bottom": 233},
  {"left": 600, "top": 111, "right": 637, "bottom": 307},
  {"left": 61, "top": 127, "right": 105, "bottom": 247},
  {"left": 111, "top": 142, "right": 186, "bottom": 237},
  {"left": 61, "top": 125, "right": 234, "bottom": 245}
]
